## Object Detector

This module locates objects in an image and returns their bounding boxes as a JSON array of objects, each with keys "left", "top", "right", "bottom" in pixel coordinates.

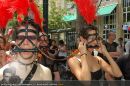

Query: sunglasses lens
[{"left": 86, "top": 45, "right": 99, "bottom": 49}]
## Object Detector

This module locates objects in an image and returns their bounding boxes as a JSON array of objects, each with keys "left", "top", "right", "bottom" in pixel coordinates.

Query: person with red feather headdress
[
  {"left": 0, "top": 0, "right": 52, "bottom": 84},
  {"left": 67, "top": 0, "right": 122, "bottom": 83},
  {"left": 67, "top": 25, "right": 122, "bottom": 82}
]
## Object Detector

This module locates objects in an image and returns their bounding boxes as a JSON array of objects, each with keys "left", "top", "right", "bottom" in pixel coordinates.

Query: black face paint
[{"left": 86, "top": 45, "right": 99, "bottom": 49}]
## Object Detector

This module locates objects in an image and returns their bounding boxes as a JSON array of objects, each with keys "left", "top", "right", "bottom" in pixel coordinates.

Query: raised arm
[
  {"left": 67, "top": 41, "right": 91, "bottom": 80},
  {"left": 98, "top": 42, "right": 122, "bottom": 77}
]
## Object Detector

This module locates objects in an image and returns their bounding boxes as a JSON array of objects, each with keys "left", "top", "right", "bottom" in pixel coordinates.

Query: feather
[
  {"left": 12, "top": 0, "right": 43, "bottom": 30},
  {"left": 12, "top": 0, "right": 30, "bottom": 16},
  {"left": 0, "top": 0, "right": 43, "bottom": 31},
  {"left": 74, "top": 0, "right": 97, "bottom": 24},
  {"left": 0, "top": 0, "right": 13, "bottom": 29},
  {"left": 0, "top": 0, "right": 14, "bottom": 7},
  {"left": 17, "top": 14, "right": 24, "bottom": 23}
]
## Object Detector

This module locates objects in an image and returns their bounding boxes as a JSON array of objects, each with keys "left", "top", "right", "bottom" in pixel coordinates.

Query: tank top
[{"left": 76, "top": 56, "right": 102, "bottom": 80}]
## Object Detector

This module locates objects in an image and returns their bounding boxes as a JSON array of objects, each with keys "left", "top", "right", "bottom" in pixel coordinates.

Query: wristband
[{"left": 80, "top": 53, "right": 87, "bottom": 57}]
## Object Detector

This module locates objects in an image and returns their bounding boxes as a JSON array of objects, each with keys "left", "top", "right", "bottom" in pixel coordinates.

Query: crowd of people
[
  {"left": 0, "top": 11, "right": 129, "bottom": 86},
  {"left": 0, "top": 22, "right": 130, "bottom": 85},
  {"left": 0, "top": 0, "right": 130, "bottom": 86}
]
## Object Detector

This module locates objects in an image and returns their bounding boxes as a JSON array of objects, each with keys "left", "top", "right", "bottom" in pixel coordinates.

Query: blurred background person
[
  {"left": 58, "top": 40, "right": 67, "bottom": 62},
  {"left": 38, "top": 33, "right": 60, "bottom": 80},
  {"left": 0, "top": 35, "right": 12, "bottom": 68},
  {"left": 104, "top": 31, "right": 121, "bottom": 61},
  {"left": 117, "top": 37, "right": 125, "bottom": 56},
  {"left": 125, "top": 40, "right": 130, "bottom": 55}
]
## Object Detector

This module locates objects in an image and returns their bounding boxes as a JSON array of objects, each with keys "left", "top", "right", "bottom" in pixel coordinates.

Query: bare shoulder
[{"left": 67, "top": 56, "right": 80, "bottom": 69}]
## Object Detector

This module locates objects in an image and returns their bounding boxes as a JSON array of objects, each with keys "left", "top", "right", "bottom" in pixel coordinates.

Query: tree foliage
[{"left": 48, "top": 0, "right": 70, "bottom": 30}]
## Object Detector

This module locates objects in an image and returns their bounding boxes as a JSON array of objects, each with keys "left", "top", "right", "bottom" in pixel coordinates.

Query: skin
[
  {"left": 67, "top": 30, "right": 122, "bottom": 80},
  {"left": 0, "top": 25, "right": 52, "bottom": 81},
  {"left": 0, "top": 37, "right": 10, "bottom": 67},
  {"left": 39, "top": 32, "right": 49, "bottom": 47},
  {"left": 16, "top": 25, "right": 37, "bottom": 62},
  {"left": 107, "top": 32, "right": 121, "bottom": 58}
]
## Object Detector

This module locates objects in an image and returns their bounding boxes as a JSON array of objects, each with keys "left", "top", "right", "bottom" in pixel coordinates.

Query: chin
[{"left": 20, "top": 52, "right": 34, "bottom": 59}]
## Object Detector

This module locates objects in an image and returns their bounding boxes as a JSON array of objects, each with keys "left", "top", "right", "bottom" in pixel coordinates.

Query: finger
[
  {"left": 99, "top": 41, "right": 103, "bottom": 46},
  {"left": 79, "top": 41, "right": 84, "bottom": 45},
  {"left": 84, "top": 41, "right": 87, "bottom": 46}
]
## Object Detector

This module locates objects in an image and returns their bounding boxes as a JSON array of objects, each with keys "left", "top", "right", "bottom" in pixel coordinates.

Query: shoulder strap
[{"left": 22, "top": 62, "right": 37, "bottom": 84}]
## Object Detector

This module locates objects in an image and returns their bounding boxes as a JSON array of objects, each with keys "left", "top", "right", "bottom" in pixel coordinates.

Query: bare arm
[
  {"left": 99, "top": 43, "right": 122, "bottom": 77},
  {"left": 53, "top": 71, "right": 61, "bottom": 81},
  {"left": 67, "top": 41, "right": 91, "bottom": 80},
  {"left": 109, "top": 52, "right": 121, "bottom": 58},
  {"left": 67, "top": 54, "right": 91, "bottom": 80}
]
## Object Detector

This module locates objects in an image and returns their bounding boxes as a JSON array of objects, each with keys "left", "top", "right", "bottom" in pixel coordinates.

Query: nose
[
  {"left": 89, "top": 40, "right": 97, "bottom": 45},
  {"left": 23, "top": 38, "right": 29, "bottom": 45}
]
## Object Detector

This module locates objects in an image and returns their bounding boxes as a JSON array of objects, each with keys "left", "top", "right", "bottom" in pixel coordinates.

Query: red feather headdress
[
  {"left": 74, "top": 0, "right": 97, "bottom": 24},
  {"left": 0, "top": 0, "right": 43, "bottom": 31},
  {"left": 0, "top": 0, "right": 13, "bottom": 29}
]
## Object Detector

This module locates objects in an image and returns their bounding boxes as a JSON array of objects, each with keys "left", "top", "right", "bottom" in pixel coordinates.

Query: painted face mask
[
  {"left": 86, "top": 33, "right": 99, "bottom": 49},
  {"left": 86, "top": 33, "right": 98, "bottom": 43}
]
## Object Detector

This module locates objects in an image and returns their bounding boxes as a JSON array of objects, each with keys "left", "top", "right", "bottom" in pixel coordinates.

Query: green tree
[{"left": 48, "top": 0, "right": 70, "bottom": 30}]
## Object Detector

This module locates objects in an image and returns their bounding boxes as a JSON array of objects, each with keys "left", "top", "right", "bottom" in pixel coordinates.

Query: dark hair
[
  {"left": 3, "top": 68, "right": 16, "bottom": 76},
  {"left": 107, "top": 31, "right": 115, "bottom": 39},
  {"left": 118, "top": 37, "right": 123, "bottom": 41},
  {"left": 9, "top": 76, "right": 21, "bottom": 84},
  {"left": 79, "top": 25, "right": 98, "bottom": 39},
  {"left": 59, "top": 40, "right": 64, "bottom": 45}
]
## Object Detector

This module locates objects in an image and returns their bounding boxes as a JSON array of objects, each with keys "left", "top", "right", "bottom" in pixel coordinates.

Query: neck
[
  {"left": 16, "top": 54, "right": 36, "bottom": 65},
  {"left": 108, "top": 39, "right": 113, "bottom": 44}
]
